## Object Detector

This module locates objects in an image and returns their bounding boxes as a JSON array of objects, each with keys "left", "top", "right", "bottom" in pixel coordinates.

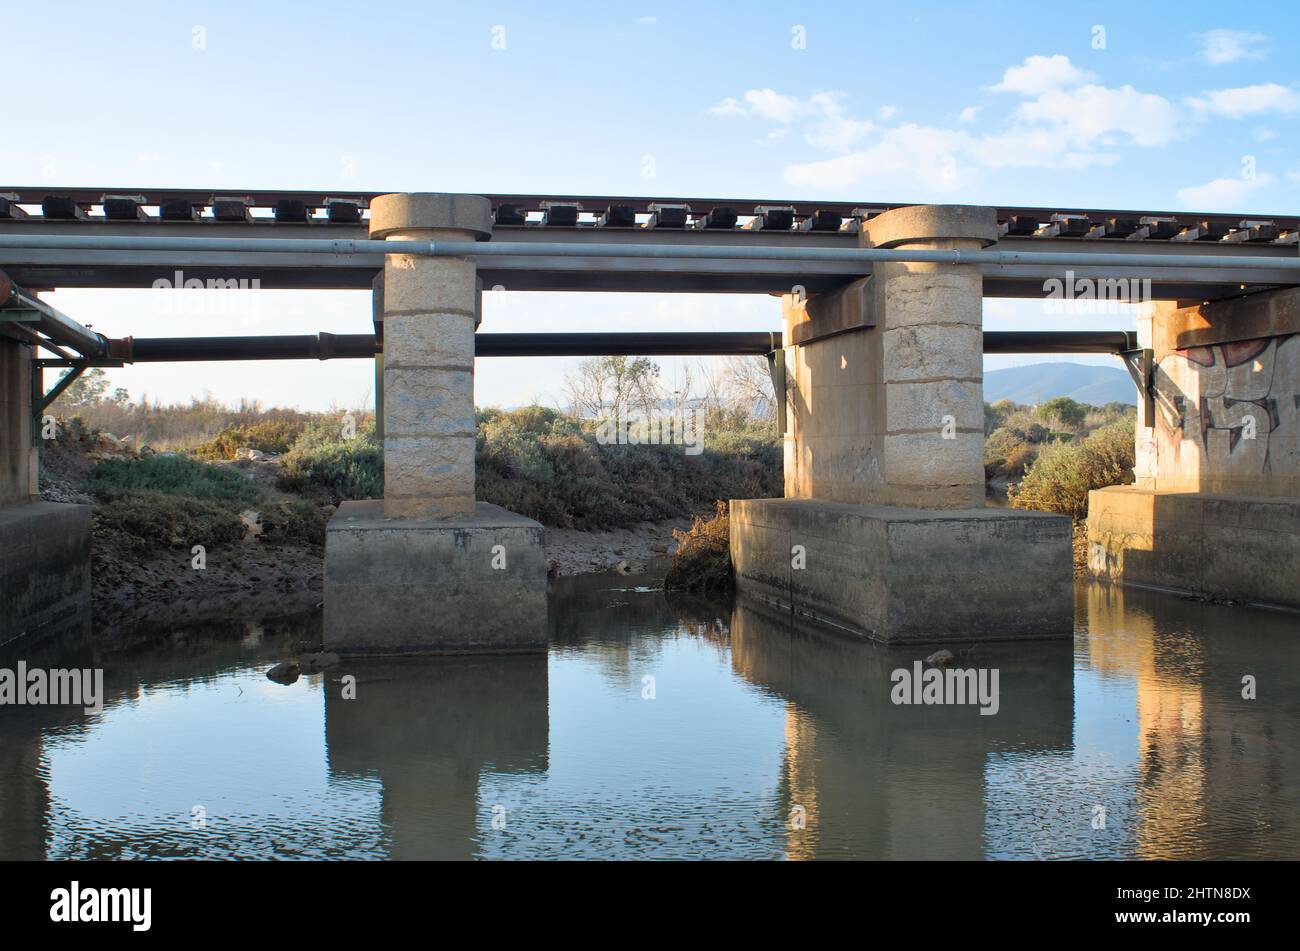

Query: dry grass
[{"left": 664, "top": 501, "right": 733, "bottom": 593}]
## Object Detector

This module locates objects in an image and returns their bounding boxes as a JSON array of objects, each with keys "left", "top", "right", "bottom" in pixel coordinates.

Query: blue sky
[{"left": 6, "top": 1, "right": 1298, "bottom": 409}]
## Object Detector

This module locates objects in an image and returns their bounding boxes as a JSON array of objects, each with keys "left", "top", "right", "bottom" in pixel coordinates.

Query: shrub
[
  {"left": 92, "top": 490, "right": 247, "bottom": 553},
  {"left": 665, "top": 501, "right": 733, "bottom": 593},
  {"left": 191, "top": 418, "right": 308, "bottom": 460},
  {"left": 983, "top": 427, "right": 1038, "bottom": 480},
  {"left": 277, "top": 420, "right": 383, "bottom": 504},
  {"left": 88, "top": 455, "right": 260, "bottom": 506},
  {"left": 1009, "top": 421, "right": 1135, "bottom": 518}
]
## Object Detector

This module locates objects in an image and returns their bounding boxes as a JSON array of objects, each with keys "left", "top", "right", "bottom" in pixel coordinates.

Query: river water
[{"left": 2, "top": 569, "right": 1298, "bottom": 860}]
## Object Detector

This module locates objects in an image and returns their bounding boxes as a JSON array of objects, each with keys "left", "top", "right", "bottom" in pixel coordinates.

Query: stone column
[
  {"left": 861, "top": 204, "right": 994, "bottom": 508},
  {"left": 325, "top": 194, "right": 546, "bottom": 656},
  {"left": 368, "top": 193, "right": 490, "bottom": 518}
]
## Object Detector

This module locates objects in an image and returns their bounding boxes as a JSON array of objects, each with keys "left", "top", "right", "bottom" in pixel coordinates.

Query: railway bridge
[{"left": 2, "top": 189, "right": 1298, "bottom": 649}]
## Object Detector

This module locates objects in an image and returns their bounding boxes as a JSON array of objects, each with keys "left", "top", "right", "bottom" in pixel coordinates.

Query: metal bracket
[
  {"left": 1120, "top": 347, "right": 1155, "bottom": 424},
  {"left": 765, "top": 348, "right": 788, "bottom": 435},
  {"left": 32, "top": 361, "right": 88, "bottom": 443}
]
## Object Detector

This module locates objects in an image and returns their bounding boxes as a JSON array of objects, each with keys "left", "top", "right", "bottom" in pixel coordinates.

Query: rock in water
[
  {"left": 925, "top": 649, "right": 955, "bottom": 668},
  {"left": 266, "top": 662, "right": 301, "bottom": 685}
]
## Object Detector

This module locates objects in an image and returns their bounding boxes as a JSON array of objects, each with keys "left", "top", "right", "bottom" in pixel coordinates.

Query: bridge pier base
[
  {"left": 1088, "top": 287, "right": 1300, "bottom": 608},
  {"left": 323, "top": 194, "right": 547, "bottom": 654},
  {"left": 0, "top": 338, "right": 91, "bottom": 645},
  {"left": 731, "top": 205, "right": 1073, "bottom": 643}
]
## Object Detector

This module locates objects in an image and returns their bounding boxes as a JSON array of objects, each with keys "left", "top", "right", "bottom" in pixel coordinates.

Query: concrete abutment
[{"left": 1088, "top": 286, "right": 1300, "bottom": 609}]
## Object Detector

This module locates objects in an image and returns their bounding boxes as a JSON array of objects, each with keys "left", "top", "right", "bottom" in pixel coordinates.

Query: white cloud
[
  {"left": 804, "top": 114, "right": 875, "bottom": 152},
  {"left": 992, "top": 54, "right": 1094, "bottom": 96},
  {"left": 1176, "top": 172, "right": 1275, "bottom": 210},
  {"left": 1196, "top": 29, "right": 1267, "bottom": 65},
  {"left": 1017, "top": 83, "right": 1181, "bottom": 148},
  {"left": 784, "top": 124, "right": 970, "bottom": 192},
  {"left": 714, "top": 53, "right": 1186, "bottom": 192},
  {"left": 708, "top": 89, "right": 875, "bottom": 152},
  {"left": 1186, "top": 83, "right": 1300, "bottom": 118},
  {"left": 878, "top": 105, "right": 898, "bottom": 120}
]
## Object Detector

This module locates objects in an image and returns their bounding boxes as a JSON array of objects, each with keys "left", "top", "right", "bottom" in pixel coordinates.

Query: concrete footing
[
  {"left": 323, "top": 499, "right": 547, "bottom": 654},
  {"left": 1087, "top": 485, "right": 1300, "bottom": 610},
  {"left": 730, "top": 498, "right": 1073, "bottom": 643},
  {"left": 0, "top": 502, "right": 92, "bottom": 645}
]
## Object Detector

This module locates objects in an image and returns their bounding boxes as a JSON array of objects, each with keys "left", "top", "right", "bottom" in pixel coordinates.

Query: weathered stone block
[
  {"left": 383, "top": 256, "right": 479, "bottom": 316},
  {"left": 882, "top": 323, "right": 983, "bottom": 382},
  {"left": 880, "top": 431, "right": 984, "bottom": 488},
  {"left": 324, "top": 500, "right": 547, "bottom": 654},
  {"left": 383, "top": 369, "right": 475, "bottom": 436},
  {"left": 883, "top": 379, "right": 984, "bottom": 433},
  {"left": 383, "top": 434, "right": 475, "bottom": 516},
  {"left": 383, "top": 312, "right": 475, "bottom": 367}
]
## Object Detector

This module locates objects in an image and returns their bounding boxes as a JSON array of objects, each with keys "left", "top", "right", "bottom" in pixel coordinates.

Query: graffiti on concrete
[{"left": 1152, "top": 332, "right": 1299, "bottom": 483}]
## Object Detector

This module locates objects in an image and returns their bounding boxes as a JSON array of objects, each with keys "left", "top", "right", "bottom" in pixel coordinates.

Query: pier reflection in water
[{"left": 1, "top": 570, "right": 1297, "bottom": 859}]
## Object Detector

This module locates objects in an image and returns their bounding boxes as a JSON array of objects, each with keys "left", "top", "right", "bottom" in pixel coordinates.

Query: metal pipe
[
  {"left": 0, "top": 233, "right": 1295, "bottom": 272},
  {"left": 102, "top": 330, "right": 1132, "bottom": 364},
  {"left": 0, "top": 322, "right": 76, "bottom": 360},
  {"left": 2, "top": 281, "right": 109, "bottom": 358}
]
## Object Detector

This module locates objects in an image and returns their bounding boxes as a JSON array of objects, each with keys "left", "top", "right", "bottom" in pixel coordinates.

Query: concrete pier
[
  {"left": 1088, "top": 287, "right": 1300, "bottom": 608},
  {"left": 0, "top": 338, "right": 91, "bottom": 645},
  {"left": 732, "top": 204, "right": 1073, "bottom": 643},
  {"left": 323, "top": 194, "right": 547, "bottom": 654}
]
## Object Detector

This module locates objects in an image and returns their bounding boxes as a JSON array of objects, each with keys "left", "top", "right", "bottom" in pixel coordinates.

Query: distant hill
[{"left": 984, "top": 362, "right": 1135, "bottom": 407}]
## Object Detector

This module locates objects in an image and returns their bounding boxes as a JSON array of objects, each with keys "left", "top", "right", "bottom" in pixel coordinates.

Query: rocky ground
[{"left": 546, "top": 519, "right": 687, "bottom": 576}]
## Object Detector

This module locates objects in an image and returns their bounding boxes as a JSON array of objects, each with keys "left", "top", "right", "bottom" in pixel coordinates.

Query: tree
[
  {"left": 563, "top": 356, "right": 661, "bottom": 419},
  {"left": 1036, "top": 396, "right": 1087, "bottom": 430},
  {"left": 50, "top": 367, "right": 130, "bottom": 409}
]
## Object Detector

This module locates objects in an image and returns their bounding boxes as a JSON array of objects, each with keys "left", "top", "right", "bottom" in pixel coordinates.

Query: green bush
[
  {"left": 191, "top": 418, "right": 308, "bottom": 460},
  {"left": 88, "top": 455, "right": 261, "bottom": 506},
  {"left": 93, "top": 490, "right": 247, "bottom": 553},
  {"left": 277, "top": 419, "right": 383, "bottom": 504},
  {"left": 1009, "top": 421, "right": 1135, "bottom": 518},
  {"left": 983, "top": 427, "right": 1038, "bottom": 480},
  {"left": 259, "top": 498, "right": 328, "bottom": 546}
]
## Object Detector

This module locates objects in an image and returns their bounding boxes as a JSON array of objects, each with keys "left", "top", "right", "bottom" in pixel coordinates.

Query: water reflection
[
  {"left": 324, "top": 655, "right": 547, "bottom": 860},
  {"left": 729, "top": 595, "right": 1074, "bottom": 859},
  {"left": 0, "top": 571, "right": 1297, "bottom": 860}
]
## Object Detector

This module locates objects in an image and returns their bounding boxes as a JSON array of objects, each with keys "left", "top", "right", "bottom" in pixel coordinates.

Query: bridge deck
[{"left": 1, "top": 190, "right": 1295, "bottom": 298}]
